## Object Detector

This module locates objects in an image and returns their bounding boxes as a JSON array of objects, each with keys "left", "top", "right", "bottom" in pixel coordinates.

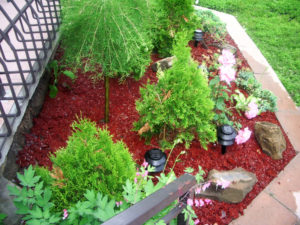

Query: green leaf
[
  {"left": 14, "top": 202, "right": 30, "bottom": 215},
  {"left": 29, "top": 206, "right": 43, "bottom": 219},
  {"left": 63, "top": 70, "right": 77, "bottom": 80},
  {"left": 184, "top": 167, "right": 194, "bottom": 173},
  {"left": 49, "top": 85, "right": 58, "bottom": 98}
]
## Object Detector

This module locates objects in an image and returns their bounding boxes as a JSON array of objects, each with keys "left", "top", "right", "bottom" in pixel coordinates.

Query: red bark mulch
[{"left": 16, "top": 34, "right": 296, "bottom": 225}]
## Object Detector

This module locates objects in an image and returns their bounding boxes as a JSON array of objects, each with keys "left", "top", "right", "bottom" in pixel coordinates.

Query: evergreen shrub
[
  {"left": 61, "top": 0, "right": 153, "bottom": 79},
  {"left": 36, "top": 118, "right": 136, "bottom": 212},
  {"left": 151, "top": 0, "right": 198, "bottom": 57},
  {"left": 134, "top": 32, "right": 216, "bottom": 149}
]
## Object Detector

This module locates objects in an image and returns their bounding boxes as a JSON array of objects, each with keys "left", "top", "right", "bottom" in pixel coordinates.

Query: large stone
[
  {"left": 0, "top": 176, "right": 21, "bottom": 225},
  {"left": 197, "top": 168, "right": 257, "bottom": 203},
  {"left": 254, "top": 121, "right": 286, "bottom": 160},
  {"left": 151, "top": 56, "right": 176, "bottom": 72}
]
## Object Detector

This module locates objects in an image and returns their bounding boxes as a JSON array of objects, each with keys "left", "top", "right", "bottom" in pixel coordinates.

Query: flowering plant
[
  {"left": 235, "top": 127, "right": 252, "bottom": 144},
  {"left": 218, "top": 49, "right": 236, "bottom": 85}
]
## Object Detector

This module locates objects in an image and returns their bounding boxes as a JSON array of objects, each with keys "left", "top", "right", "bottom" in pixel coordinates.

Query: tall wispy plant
[{"left": 61, "top": 0, "right": 153, "bottom": 80}]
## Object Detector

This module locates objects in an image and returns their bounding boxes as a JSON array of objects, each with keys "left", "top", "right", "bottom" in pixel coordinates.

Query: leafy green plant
[
  {"left": 47, "top": 60, "right": 76, "bottom": 98},
  {"left": 35, "top": 118, "right": 136, "bottom": 212},
  {"left": 0, "top": 213, "right": 7, "bottom": 225},
  {"left": 11, "top": 164, "right": 204, "bottom": 225},
  {"left": 235, "top": 71, "right": 277, "bottom": 112},
  {"left": 61, "top": 0, "right": 153, "bottom": 80},
  {"left": 195, "top": 9, "right": 227, "bottom": 42},
  {"left": 134, "top": 32, "right": 216, "bottom": 149},
  {"left": 8, "top": 165, "right": 61, "bottom": 225},
  {"left": 209, "top": 76, "right": 233, "bottom": 126},
  {"left": 231, "top": 90, "right": 258, "bottom": 114},
  {"left": 150, "top": 0, "right": 198, "bottom": 57},
  {"left": 235, "top": 71, "right": 261, "bottom": 94}
]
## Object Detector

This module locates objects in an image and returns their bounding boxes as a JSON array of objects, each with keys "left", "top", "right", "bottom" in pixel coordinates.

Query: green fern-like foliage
[
  {"left": 61, "top": 0, "right": 153, "bottom": 79},
  {"left": 150, "top": 0, "right": 198, "bottom": 57},
  {"left": 36, "top": 118, "right": 136, "bottom": 212},
  {"left": 134, "top": 32, "right": 216, "bottom": 149},
  {"left": 195, "top": 9, "right": 227, "bottom": 41}
]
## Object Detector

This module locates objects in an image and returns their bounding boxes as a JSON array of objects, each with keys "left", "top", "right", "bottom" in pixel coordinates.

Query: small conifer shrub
[
  {"left": 36, "top": 118, "right": 136, "bottom": 212},
  {"left": 61, "top": 0, "right": 153, "bottom": 79},
  {"left": 151, "top": 0, "right": 198, "bottom": 57},
  {"left": 134, "top": 32, "right": 216, "bottom": 149}
]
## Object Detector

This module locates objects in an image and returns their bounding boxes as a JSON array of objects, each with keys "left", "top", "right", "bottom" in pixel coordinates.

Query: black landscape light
[
  {"left": 217, "top": 125, "right": 237, "bottom": 154},
  {"left": 144, "top": 148, "right": 166, "bottom": 172},
  {"left": 194, "top": 29, "right": 206, "bottom": 48}
]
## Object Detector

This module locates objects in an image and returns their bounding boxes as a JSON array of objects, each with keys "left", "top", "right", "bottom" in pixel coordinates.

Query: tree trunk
[{"left": 105, "top": 76, "right": 109, "bottom": 123}]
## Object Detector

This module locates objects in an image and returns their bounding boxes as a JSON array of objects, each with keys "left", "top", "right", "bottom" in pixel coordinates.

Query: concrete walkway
[{"left": 195, "top": 6, "right": 300, "bottom": 225}]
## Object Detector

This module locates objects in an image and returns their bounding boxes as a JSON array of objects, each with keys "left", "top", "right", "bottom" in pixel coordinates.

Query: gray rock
[
  {"left": 0, "top": 176, "right": 21, "bottom": 225},
  {"left": 255, "top": 121, "right": 286, "bottom": 160},
  {"left": 197, "top": 168, "right": 257, "bottom": 203},
  {"left": 151, "top": 56, "right": 176, "bottom": 72}
]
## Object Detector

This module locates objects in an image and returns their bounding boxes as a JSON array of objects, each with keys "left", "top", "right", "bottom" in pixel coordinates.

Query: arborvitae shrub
[
  {"left": 150, "top": 0, "right": 198, "bottom": 57},
  {"left": 36, "top": 118, "right": 136, "bottom": 212},
  {"left": 61, "top": 0, "right": 153, "bottom": 79},
  {"left": 134, "top": 32, "right": 216, "bottom": 149}
]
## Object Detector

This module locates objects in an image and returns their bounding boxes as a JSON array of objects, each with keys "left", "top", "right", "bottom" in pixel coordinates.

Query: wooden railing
[{"left": 103, "top": 173, "right": 197, "bottom": 225}]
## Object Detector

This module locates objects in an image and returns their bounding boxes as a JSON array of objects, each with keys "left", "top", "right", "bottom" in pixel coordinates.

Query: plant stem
[{"left": 105, "top": 76, "right": 109, "bottom": 123}]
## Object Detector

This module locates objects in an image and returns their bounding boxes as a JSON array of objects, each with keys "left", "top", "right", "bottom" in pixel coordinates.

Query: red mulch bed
[{"left": 16, "top": 34, "right": 296, "bottom": 225}]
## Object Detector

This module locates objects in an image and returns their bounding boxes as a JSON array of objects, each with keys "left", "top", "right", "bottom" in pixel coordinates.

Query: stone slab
[
  {"left": 264, "top": 154, "right": 300, "bottom": 218},
  {"left": 230, "top": 192, "right": 300, "bottom": 225}
]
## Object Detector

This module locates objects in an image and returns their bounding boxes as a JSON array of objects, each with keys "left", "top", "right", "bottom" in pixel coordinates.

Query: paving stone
[
  {"left": 265, "top": 154, "right": 300, "bottom": 218},
  {"left": 230, "top": 192, "right": 300, "bottom": 225}
]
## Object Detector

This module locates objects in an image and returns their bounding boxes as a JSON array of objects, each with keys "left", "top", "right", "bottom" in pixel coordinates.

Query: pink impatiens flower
[
  {"left": 218, "top": 49, "right": 236, "bottom": 66},
  {"left": 194, "top": 219, "right": 200, "bottom": 225},
  {"left": 219, "top": 65, "right": 236, "bottom": 85},
  {"left": 245, "top": 101, "right": 259, "bottom": 119},
  {"left": 235, "top": 127, "right": 252, "bottom": 144}
]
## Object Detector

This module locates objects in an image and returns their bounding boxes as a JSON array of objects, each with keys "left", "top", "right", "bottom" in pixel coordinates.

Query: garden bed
[{"left": 16, "top": 33, "right": 296, "bottom": 225}]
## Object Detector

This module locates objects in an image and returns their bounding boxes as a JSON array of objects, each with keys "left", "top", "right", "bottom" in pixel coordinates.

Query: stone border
[{"left": 195, "top": 6, "right": 300, "bottom": 224}]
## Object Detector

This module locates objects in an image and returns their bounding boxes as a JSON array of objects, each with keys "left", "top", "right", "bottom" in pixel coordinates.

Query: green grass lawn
[{"left": 197, "top": 0, "right": 300, "bottom": 106}]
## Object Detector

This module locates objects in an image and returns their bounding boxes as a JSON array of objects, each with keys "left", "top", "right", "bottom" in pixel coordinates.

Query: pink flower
[
  {"left": 134, "top": 177, "right": 137, "bottom": 183},
  {"left": 219, "top": 65, "right": 236, "bottom": 85},
  {"left": 195, "top": 187, "right": 201, "bottom": 194},
  {"left": 62, "top": 209, "right": 68, "bottom": 220},
  {"left": 245, "top": 101, "right": 259, "bottom": 119},
  {"left": 194, "top": 199, "right": 200, "bottom": 207},
  {"left": 136, "top": 172, "right": 140, "bottom": 176},
  {"left": 194, "top": 219, "right": 200, "bottom": 225},
  {"left": 142, "top": 170, "right": 148, "bottom": 177},
  {"left": 187, "top": 198, "right": 194, "bottom": 206},
  {"left": 202, "top": 182, "right": 211, "bottom": 191},
  {"left": 116, "top": 201, "right": 123, "bottom": 207},
  {"left": 199, "top": 199, "right": 205, "bottom": 207},
  {"left": 216, "top": 180, "right": 231, "bottom": 189},
  {"left": 204, "top": 199, "right": 212, "bottom": 204},
  {"left": 142, "top": 160, "right": 149, "bottom": 168},
  {"left": 235, "top": 127, "right": 252, "bottom": 144},
  {"left": 218, "top": 49, "right": 236, "bottom": 66}
]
